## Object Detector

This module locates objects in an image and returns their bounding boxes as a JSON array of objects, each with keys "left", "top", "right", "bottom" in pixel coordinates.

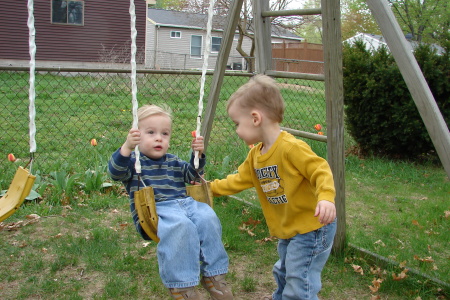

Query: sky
[{"left": 285, "top": 0, "right": 307, "bottom": 9}]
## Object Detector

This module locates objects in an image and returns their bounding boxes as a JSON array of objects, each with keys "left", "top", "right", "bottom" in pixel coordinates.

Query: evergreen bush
[{"left": 343, "top": 40, "right": 449, "bottom": 160}]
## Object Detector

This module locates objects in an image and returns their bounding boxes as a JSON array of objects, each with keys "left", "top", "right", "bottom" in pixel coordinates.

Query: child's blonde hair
[
  {"left": 137, "top": 104, "right": 172, "bottom": 122},
  {"left": 227, "top": 74, "right": 285, "bottom": 122}
]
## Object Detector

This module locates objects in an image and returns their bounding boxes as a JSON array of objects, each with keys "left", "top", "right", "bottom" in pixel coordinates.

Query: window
[
  {"left": 211, "top": 37, "right": 222, "bottom": 52},
  {"left": 52, "top": 0, "right": 84, "bottom": 25},
  {"left": 191, "top": 35, "right": 202, "bottom": 58},
  {"left": 170, "top": 31, "right": 181, "bottom": 38}
]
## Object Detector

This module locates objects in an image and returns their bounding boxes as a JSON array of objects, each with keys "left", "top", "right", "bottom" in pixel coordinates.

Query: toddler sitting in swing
[{"left": 108, "top": 104, "right": 233, "bottom": 300}]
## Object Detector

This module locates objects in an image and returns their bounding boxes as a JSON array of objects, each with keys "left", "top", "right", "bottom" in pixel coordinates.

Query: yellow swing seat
[
  {"left": 134, "top": 182, "right": 213, "bottom": 243},
  {"left": 0, "top": 166, "right": 36, "bottom": 222}
]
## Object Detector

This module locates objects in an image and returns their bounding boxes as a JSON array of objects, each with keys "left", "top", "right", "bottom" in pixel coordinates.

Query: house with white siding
[{"left": 145, "top": 8, "right": 302, "bottom": 70}]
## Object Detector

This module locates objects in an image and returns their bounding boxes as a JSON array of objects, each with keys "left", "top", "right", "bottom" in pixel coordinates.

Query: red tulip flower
[
  {"left": 317, "top": 131, "right": 324, "bottom": 135},
  {"left": 90, "top": 139, "right": 98, "bottom": 146},
  {"left": 8, "top": 153, "right": 16, "bottom": 162},
  {"left": 314, "top": 124, "right": 322, "bottom": 131},
  {"left": 191, "top": 131, "right": 197, "bottom": 138}
]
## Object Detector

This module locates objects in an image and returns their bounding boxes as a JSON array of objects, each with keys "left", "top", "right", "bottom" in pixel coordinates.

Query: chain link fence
[{"left": 0, "top": 67, "right": 326, "bottom": 177}]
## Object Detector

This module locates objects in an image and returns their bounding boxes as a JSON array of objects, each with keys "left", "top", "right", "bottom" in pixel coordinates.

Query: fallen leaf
[
  {"left": 374, "top": 240, "right": 385, "bottom": 247},
  {"left": 243, "top": 217, "right": 261, "bottom": 226},
  {"left": 369, "top": 277, "right": 383, "bottom": 293},
  {"left": 256, "top": 236, "right": 277, "bottom": 243},
  {"left": 238, "top": 223, "right": 256, "bottom": 237},
  {"left": 352, "top": 264, "right": 364, "bottom": 275},
  {"left": 413, "top": 255, "right": 434, "bottom": 263},
  {"left": 142, "top": 242, "right": 151, "bottom": 248},
  {"left": 2, "top": 221, "right": 26, "bottom": 231},
  {"left": 370, "top": 266, "right": 382, "bottom": 275},
  {"left": 26, "top": 214, "right": 40, "bottom": 220},
  {"left": 392, "top": 269, "right": 408, "bottom": 281}
]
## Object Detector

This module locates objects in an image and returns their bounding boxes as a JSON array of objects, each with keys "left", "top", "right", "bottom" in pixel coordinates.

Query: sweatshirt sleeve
[
  {"left": 210, "top": 152, "right": 255, "bottom": 197},
  {"left": 108, "top": 148, "right": 134, "bottom": 182},
  {"left": 289, "top": 142, "right": 335, "bottom": 203}
]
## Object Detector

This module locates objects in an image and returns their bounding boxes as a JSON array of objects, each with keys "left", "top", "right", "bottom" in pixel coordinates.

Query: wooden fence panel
[{"left": 272, "top": 42, "right": 324, "bottom": 74}]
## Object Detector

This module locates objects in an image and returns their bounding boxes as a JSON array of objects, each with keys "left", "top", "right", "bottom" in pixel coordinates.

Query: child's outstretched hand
[
  {"left": 120, "top": 128, "right": 140, "bottom": 156},
  {"left": 191, "top": 135, "right": 204, "bottom": 157},
  {"left": 314, "top": 200, "right": 336, "bottom": 225}
]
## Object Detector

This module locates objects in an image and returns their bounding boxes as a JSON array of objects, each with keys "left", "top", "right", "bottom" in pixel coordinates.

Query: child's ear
[{"left": 251, "top": 110, "right": 262, "bottom": 126}]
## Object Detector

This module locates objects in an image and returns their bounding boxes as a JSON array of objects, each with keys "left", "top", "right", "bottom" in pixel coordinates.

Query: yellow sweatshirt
[{"left": 211, "top": 131, "right": 335, "bottom": 239}]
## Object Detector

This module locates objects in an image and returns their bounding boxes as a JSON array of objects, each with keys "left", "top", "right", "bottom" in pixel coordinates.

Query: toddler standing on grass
[
  {"left": 108, "top": 104, "right": 233, "bottom": 300},
  {"left": 210, "top": 75, "right": 337, "bottom": 300}
]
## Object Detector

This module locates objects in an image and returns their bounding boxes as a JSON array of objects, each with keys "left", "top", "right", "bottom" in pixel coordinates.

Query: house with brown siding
[
  {"left": 145, "top": 8, "right": 303, "bottom": 71},
  {"left": 0, "top": 0, "right": 146, "bottom": 68}
]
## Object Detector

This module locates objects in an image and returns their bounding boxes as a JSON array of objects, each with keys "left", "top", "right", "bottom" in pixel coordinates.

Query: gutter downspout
[{"left": 153, "top": 25, "right": 159, "bottom": 69}]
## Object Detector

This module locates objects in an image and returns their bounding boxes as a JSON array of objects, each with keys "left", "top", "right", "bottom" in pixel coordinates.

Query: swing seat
[
  {"left": 0, "top": 166, "right": 36, "bottom": 222},
  {"left": 134, "top": 183, "right": 213, "bottom": 243}
]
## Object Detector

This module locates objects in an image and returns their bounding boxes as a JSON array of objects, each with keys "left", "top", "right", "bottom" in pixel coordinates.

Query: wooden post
[
  {"left": 252, "top": 0, "right": 272, "bottom": 73},
  {"left": 202, "top": 0, "right": 244, "bottom": 150},
  {"left": 366, "top": 0, "right": 450, "bottom": 177},
  {"left": 322, "top": 0, "right": 346, "bottom": 253}
]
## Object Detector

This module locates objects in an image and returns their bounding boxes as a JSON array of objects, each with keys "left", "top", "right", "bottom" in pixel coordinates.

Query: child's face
[
  {"left": 138, "top": 114, "right": 171, "bottom": 159},
  {"left": 228, "top": 102, "right": 260, "bottom": 145}
]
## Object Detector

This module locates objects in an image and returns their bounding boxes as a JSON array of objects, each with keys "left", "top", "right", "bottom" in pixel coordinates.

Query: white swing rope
[
  {"left": 129, "top": 0, "right": 216, "bottom": 171},
  {"left": 129, "top": 0, "right": 141, "bottom": 175},
  {"left": 195, "top": 0, "right": 216, "bottom": 169},
  {"left": 27, "top": 0, "right": 37, "bottom": 172}
]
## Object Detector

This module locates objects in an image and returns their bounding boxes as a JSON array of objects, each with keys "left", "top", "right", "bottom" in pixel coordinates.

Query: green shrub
[{"left": 343, "top": 40, "right": 449, "bottom": 160}]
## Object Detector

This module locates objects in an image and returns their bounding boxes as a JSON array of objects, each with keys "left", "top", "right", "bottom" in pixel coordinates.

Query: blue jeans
[
  {"left": 156, "top": 197, "right": 229, "bottom": 288},
  {"left": 272, "top": 220, "right": 337, "bottom": 300}
]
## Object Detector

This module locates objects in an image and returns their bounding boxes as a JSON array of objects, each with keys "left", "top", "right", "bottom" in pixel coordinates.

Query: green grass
[
  {"left": 1, "top": 70, "right": 449, "bottom": 299},
  {"left": 1, "top": 187, "right": 448, "bottom": 299}
]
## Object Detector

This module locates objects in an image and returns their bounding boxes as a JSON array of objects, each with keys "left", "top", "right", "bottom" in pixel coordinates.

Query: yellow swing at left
[
  {"left": 0, "top": 167, "right": 36, "bottom": 222},
  {"left": 0, "top": 0, "right": 37, "bottom": 222}
]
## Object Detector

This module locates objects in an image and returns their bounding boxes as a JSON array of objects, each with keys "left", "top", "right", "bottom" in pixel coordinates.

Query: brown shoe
[
  {"left": 200, "top": 274, "right": 234, "bottom": 300},
  {"left": 169, "top": 286, "right": 204, "bottom": 300}
]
